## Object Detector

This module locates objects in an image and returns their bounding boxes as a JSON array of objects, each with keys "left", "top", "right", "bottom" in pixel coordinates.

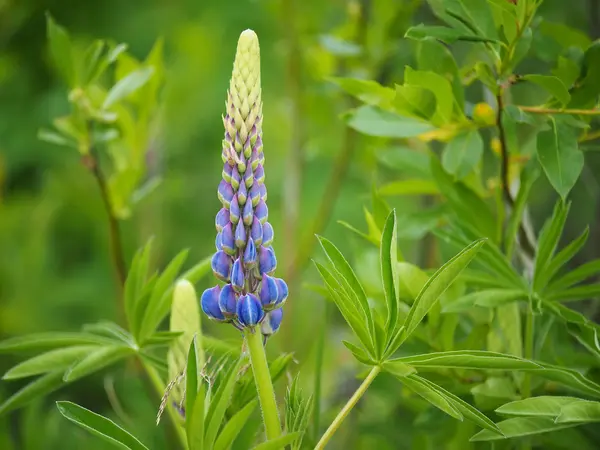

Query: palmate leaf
[
  {"left": 385, "top": 239, "right": 486, "bottom": 357},
  {"left": 3, "top": 346, "right": 99, "bottom": 380},
  {"left": 213, "top": 400, "right": 257, "bottom": 450},
  {"left": 284, "top": 375, "right": 313, "bottom": 450},
  {"left": 0, "top": 371, "right": 64, "bottom": 415},
  {"left": 251, "top": 433, "right": 302, "bottom": 450},
  {"left": 401, "top": 374, "right": 462, "bottom": 420},
  {"left": 555, "top": 400, "right": 600, "bottom": 423},
  {"left": 549, "top": 259, "right": 600, "bottom": 291},
  {"left": 317, "top": 236, "right": 375, "bottom": 352},
  {"left": 534, "top": 200, "right": 570, "bottom": 291},
  {"left": 540, "top": 227, "right": 589, "bottom": 289},
  {"left": 63, "top": 346, "right": 133, "bottom": 382},
  {"left": 526, "top": 363, "right": 600, "bottom": 398},
  {"left": 0, "top": 332, "right": 115, "bottom": 353},
  {"left": 505, "top": 165, "right": 539, "bottom": 259},
  {"left": 314, "top": 262, "right": 374, "bottom": 356},
  {"left": 56, "top": 401, "right": 149, "bottom": 450}
]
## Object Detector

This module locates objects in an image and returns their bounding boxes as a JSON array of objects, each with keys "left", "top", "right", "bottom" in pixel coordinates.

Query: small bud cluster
[{"left": 201, "top": 30, "right": 286, "bottom": 337}]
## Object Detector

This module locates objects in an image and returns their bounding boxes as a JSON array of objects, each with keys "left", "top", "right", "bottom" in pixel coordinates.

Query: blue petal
[
  {"left": 259, "top": 274, "right": 279, "bottom": 309},
  {"left": 222, "top": 162, "right": 233, "bottom": 183},
  {"left": 201, "top": 286, "right": 226, "bottom": 321},
  {"left": 235, "top": 220, "right": 247, "bottom": 248},
  {"left": 218, "top": 180, "right": 234, "bottom": 208},
  {"left": 242, "top": 199, "right": 253, "bottom": 226},
  {"left": 254, "top": 164, "right": 265, "bottom": 183},
  {"left": 237, "top": 294, "right": 264, "bottom": 327},
  {"left": 231, "top": 166, "right": 241, "bottom": 190},
  {"left": 243, "top": 169, "right": 254, "bottom": 188},
  {"left": 221, "top": 223, "right": 236, "bottom": 255},
  {"left": 218, "top": 283, "right": 238, "bottom": 317},
  {"left": 215, "top": 208, "right": 230, "bottom": 232},
  {"left": 215, "top": 232, "right": 223, "bottom": 251},
  {"left": 275, "top": 278, "right": 288, "bottom": 305},
  {"left": 238, "top": 182, "right": 248, "bottom": 206},
  {"left": 249, "top": 182, "right": 261, "bottom": 207},
  {"left": 262, "top": 222, "right": 274, "bottom": 247},
  {"left": 255, "top": 200, "right": 268, "bottom": 224},
  {"left": 211, "top": 251, "right": 232, "bottom": 282},
  {"left": 230, "top": 196, "right": 240, "bottom": 224},
  {"left": 243, "top": 238, "right": 257, "bottom": 268},
  {"left": 261, "top": 308, "right": 283, "bottom": 336},
  {"left": 258, "top": 246, "right": 277, "bottom": 276},
  {"left": 231, "top": 258, "right": 245, "bottom": 292},
  {"left": 251, "top": 217, "right": 263, "bottom": 246}
]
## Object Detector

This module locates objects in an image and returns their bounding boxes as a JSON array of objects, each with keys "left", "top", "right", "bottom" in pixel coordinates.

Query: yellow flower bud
[{"left": 473, "top": 102, "right": 496, "bottom": 126}]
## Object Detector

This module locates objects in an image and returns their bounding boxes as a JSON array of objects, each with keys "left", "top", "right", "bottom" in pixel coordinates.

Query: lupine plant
[{"left": 1, "top": 1, "right": 600, "bottom": 449}]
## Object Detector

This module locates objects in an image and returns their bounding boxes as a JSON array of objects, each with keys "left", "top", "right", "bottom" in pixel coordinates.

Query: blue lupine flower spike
[{"left": 201, "top": 29, "right": 287, "bottom": 338}]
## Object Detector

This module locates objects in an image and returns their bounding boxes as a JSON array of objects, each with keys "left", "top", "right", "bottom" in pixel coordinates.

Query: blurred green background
[{"left": 1, "top": 0, "right": 599, "bottom": 449}]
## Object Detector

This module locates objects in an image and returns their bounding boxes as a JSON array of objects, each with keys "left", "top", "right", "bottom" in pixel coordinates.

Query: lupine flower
[{"left": 201, "top": 29, "right": 287, "bottom": 338}]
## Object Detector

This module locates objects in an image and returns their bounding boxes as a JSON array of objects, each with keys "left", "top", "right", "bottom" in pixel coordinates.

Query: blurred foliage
[{"left": 1, "top": 0, "right": 600, "bottom": 449}]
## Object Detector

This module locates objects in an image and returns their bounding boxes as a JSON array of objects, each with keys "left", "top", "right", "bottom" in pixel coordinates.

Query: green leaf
[
  {"left": 204, "top": 358, "right": 244, "bottom": 449},
  {"left": 555, "top": 400, "right": 600, "bottom": 423},
  {"left": 56, "top": 401, "right": 148, "bottom": 449},
  {"left": 346, "top": 105, "right": 435, "bottom": 138},
  {"left": 523, "top": 75, "right": 571, "bottom": 105},
  {"left": 0, "top": 371, "right": 64, "bottom": 415},
  {"left": 38, "top": 129, "right": 76, "bottom": 148},
  {"left": 442, "top": 289, "right": 526, "bottom": 312},
  {"left": 394, "top": 85, "right": 437, "bottom": 120},
  {"left": 416, "top": 40, "right": 464, "bottom": 111},
  {"left": 381, "top": 210, "right": 400, "bottom": 340},
  {"left": 404, "top": 67, "right": 456, "bottom": 123},
  {"left": 214, "top": 400, "right": 257, "bottom": 450},
  {"left": 81, "top": 40, "right": 106, "bottom": 85},
  {"left": 496, "top": 396, "right": 582, "bottom": 417},
  {"left": 103, "top": 67, "right": 155, "bottom": 109},
  {"left": 136, "top": 249, "right": 189, "bottom": 340},
  {"left": 187, "top": 374, "right": 207, "bottom": 450},
  {"left": 342, "top": 341, "right": 375, "bottom": 365},
  {"left": 46, "top": 14, "right": 75, "bottom": 86},
  {"left": 63, "top": 346, "right": 132, "bottom": 382},
  {"left": 3, "top": 346, "right": 98, "bottom": 380},
  {"left": 400, "top": 374, "right": 463, "bottom": 420},
  {"left": 534, "top": 201, "right": 569, "bottom": 290},
  {"left": 442, "top": 130, "right": 483, "bottom": 179},
  {"left": 470, "top": 417, "right": 576, "bottom": 441},
  {"left": 390, "top": 350, "right": 539, "bottom": 370},
  {"left": 455, "top": 0, "right": 498, "bottom": 40},
  {"left": 505, "top": 165, "right": 539, "bottom": 258},
  {"left": 314, "top": 262, "right": 373, "bottom": 353},
  {"left": 317, "top": 237, "right": 375, "bottom": 350},
  {"left": 548, "top": 284, "right": 600, "bottom": 302},
  {"left": 390, "top": 239, "right": 486, "bottom": 354},
  {"left": 397, "top": 262, "right": 429, "bottom": 302},
  {"left": 141, "top": 255, "right": 212, "bottom": 337},
  {"left": 329, "top": 78, "right": 394, "bottom": 108},
  {"left": 251, "top": 432, "right": 302, "bottom": 450},
  {"left": 0, "top": 332, "right": 114, "bottom": 353},
  {"left": 186, "top": 338, "right": 200, "bottom": 433},
  {"left": 549, "top": 259, "right": 600, "bottom": 291},
  {"left": 378, "top": 179, "right": 439, "bottom": 196},
  {"left": 528, "top": 363, "right": 600, "bottom": 398},
  {"left": 536, "top": 118, "right": 584, "bottom": 200},
  {"left": 382, "top": 360, "right": 417, "bottom": 378},
  {"left": 541, "top": 227, "right": 589, "bottom": 288},
  {"left": 405, "top": 24, "right": 499, "bottom": 44},
  {"left": 419, "top": 378, "right": 502, "bottom": 435}
]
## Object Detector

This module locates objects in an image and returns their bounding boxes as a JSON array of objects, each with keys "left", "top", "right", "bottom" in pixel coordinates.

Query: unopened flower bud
[
  {"left": 235, "top": 220, "right": 246, "bottom": 248},
  {"left": 261, "top": 308, "right": 283, "bottom": 336},
  {"left": 231, "top": 258, "right": 245, "bottom": 292},
  {"left": 237, "top": 293, "right": 264, "bottom": 327},
  {"left": 255, "top": 200, "right": 268, "bottom": 224},
  {"left": 215, "top": 208, "right": 230, "bottom": 232},
  {"left": 262, "top": 222, "right": 274, "bottom": 247},
  {"left": 243, "top": 238, "right": 257, "bottom": 268},
  {"left": 221, "top": 223, "right": 236, "bottom": 255},
  {"left": 211, "top": 251, "right": 232, "bottom": 281},
  {"left": 275, "top": 278, "right": 288, "bottom": 306},
  {"left": 260, "top": 274, "right": 279, "bottom": 309},
  {"left": 201, "top": 286, "right": 226, "bottom": 321},
  {"left": 242, "top": 199, "right": 253, "bottom": 226},
  {"left": 258, "top": 246, "right": 277, "bottom": 276},
  {"left": 238, "top": 181, "right": 248, "bottom": 206},
  {"left": 218, "top": 283, "right": 238, "bottom": 318},
  {"left": 218, "top": 180, "right": 234, "bottom": 208},
  {"left": 251, "top": 217, "right": 263, "bottom": 246},
  {"left": 230, "top": 196, "right": 240, "bottom": 224}
]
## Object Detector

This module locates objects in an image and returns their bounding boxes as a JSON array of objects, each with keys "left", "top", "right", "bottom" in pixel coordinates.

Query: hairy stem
[
  {"left": 245, "top": 328, "right": 281, "bottom": 440},
  {"left": 315, "top": 365, "right": 381, "bottom": 450},
  {"left": 144, "top": 361, "right": 188, "bottom": 449}
]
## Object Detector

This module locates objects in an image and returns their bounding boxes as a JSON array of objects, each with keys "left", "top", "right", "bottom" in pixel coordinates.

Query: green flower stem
[
  {"left": 315, "top": 365, "right": 381, "bottom": 450},
  {"left": 143, "top": 361, "right": 188, "bottom": 449},
  {"left": 245, "top": 328, "right": 282, "bottom": 440}
]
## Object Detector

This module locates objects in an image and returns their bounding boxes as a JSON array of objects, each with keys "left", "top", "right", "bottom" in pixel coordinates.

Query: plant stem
[
  {"left": 315, "top": 365, "right": 381, "bottom": 450},
  {"left": 143, "top": 361, "right": 188, "bottom": 449},
  {"left": 517, "top": 105, "right": 600, "bottom": 115},
  {"left": 84, "top": 123, "right": 127, "bottom": 305},
  {"left": 522, "top": 304, "right": 535, "bottom": 398},
  {"left": 245, "top": 328, "right": 281, "bottom": 440}
]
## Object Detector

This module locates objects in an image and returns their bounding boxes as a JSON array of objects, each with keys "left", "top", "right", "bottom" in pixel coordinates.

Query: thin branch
[
  {"left": 517, "top": 105, "right": 600, "bottom": 115},
  {"left": 84, "top": 123, "right": 127, "bottom": 313},
  {"left": 496, "top": 92, "right": 536, "bottom": 258},
  {"left": 496, "top": 92, "right": 514, "bottom": 208}
]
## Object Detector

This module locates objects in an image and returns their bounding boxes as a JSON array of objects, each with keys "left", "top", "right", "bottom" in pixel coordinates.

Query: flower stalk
[{"left": 245, "top": 328, "right": 282, "bottom": 440}]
